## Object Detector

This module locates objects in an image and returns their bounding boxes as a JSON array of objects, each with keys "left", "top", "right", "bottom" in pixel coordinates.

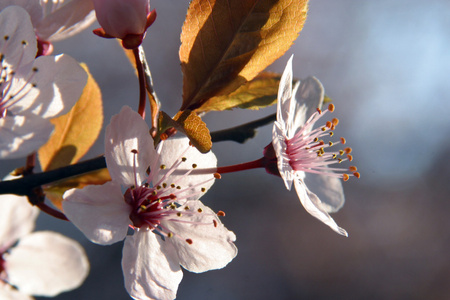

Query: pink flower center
[
  {"left": 285, "top": 104, "right": 360, "bottom": 181},
  {"left": 0, "top": 36, "right": 38, "bottom": 118},
  {"left": 123, "top": 146, "right": 221, "bottom": 244}
]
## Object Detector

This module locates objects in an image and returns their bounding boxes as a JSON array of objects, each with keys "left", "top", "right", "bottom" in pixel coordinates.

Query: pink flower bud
[{"left": 93, "top": 0, "right": 156, "bottom": 48}]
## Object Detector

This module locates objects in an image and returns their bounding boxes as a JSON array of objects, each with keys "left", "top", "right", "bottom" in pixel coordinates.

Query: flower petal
[
  {"left": 272, "top": 121, "right": 295, "bottom": 190},
  {"left": 0, "top": 114, "right": 53, "bottom": 159},
  {"left": 288, "top": 76, "right": 324, "bottom": 137},
  {"left": 0, "top": 6, "right": 37, "bottom": 70},
  {"left": 293, "top": 178, "right": 348, "bottom": 236},
  {"left": 122, "top": 230, "right": 182, "bottom": 300},
  {"left": 276, "top": 55, "right": 294, "bottom": 133},
  {"left": 4, "top": 231, "right": 89, "bottom": 297},
  {"left": 105, "top": 106, "right": 155, "bottom": 186},
  {"left": 0, "top": 1, "right": 43, "bottom": 28},
  {"left": 63, "top": 181, "right": 131, "bottom": 245},
  {"left": 36, "top": 0, "right": 96, "bottom": 42},
  {"left": 0, "top": 282, "right": 33, "bottom": 300},
  {"left": 164, "top": 200, "right": 237, "bottom": 273},
  {"left": 10, "top": 54, "right": 87, "bottom": 119},
  {"left": 155, "top": 138, "right": 217, "bottom": 200},
  {"left": 304, "top": 172, "right": 345, "bottom": 213},
  {"left": 0, "top": 189, "right": 39, "bottom": 251}
]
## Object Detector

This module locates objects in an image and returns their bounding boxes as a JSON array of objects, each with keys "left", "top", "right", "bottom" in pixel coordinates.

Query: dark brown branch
[{"left": 211, "top": 113, "right": 276, "bottom": 143}]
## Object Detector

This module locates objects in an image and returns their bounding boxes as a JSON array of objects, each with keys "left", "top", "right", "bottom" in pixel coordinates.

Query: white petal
[
  {"left": 155, "top": 138, "right": 217, "bottom": 200},
  {"left": 164, "top": 200, "right": 237, "bottom": 273},
  {"left": 304, "top": 173, "right": 345, "bottom": 213},
  {"left": 0, "top": 6, "right": 37, "bottom": 70},
  {"left": 272, "top": 121, "right": 295, "bottom": 190},
  {"left": 0, "top": 1, "right": 43, "bottom": 27},
  {"left": 62, "top": 181, "right": 131, "bottom": 245},
  {"left": 0, "top": 114, "right": 53, "bottom": 159},
  {"left": 105, "top": 106, "right": 155, "bottom": 186},
  {"left": 122, "top": 230, "right": 182, "bottom": 300},
  {"left": 0, "top": 282, "right": 33, "bottom": 300},
  {"left": 0, "top": 190, "right": 39, "bottom": 251},
  {"left": 4, "top": 231, "right": 89, "bottom": 297},
  {"left": 276, "top": 55, "right": 294, "bottom": 131},
  {"left": 289, "top": 76, "right": 325, "bottom": 136},
  {"left": 10, "top": 54, "right": 87, "bottom": 118},
  {"left": 36, "top": 0, "right": 96, "bottom": 42},
  {"left": 293, "top": 178, "right": 348, "bottom": 236}
]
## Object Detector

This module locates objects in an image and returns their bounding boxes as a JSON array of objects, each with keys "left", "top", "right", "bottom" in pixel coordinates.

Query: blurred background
[{"left": 2, "top": 0, "right": 450, "bottom": 299}]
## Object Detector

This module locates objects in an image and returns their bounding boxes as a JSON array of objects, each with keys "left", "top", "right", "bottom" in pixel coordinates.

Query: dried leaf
[
  {"left": 45, "top": 169, "right": 111, "bottom": 210},
  {"left": 180, "top": 0, "right": 308, "bottom": 111},
  {"left": 38, "top": 64, "right": 103, "bottom": 171},
  {"left": 173, "top": 110, "right": 212, "bottom": 153}
]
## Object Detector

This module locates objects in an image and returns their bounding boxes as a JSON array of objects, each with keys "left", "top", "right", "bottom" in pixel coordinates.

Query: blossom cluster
[{"left": 0, "top": 1, "right": 359, "bottom": 299}]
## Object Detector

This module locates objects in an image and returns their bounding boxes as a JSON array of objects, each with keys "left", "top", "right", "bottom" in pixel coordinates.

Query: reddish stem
[
  {"left": 133, "top": 47, "right": 147, "bottom": 118},
  {"left": 36, "top": 202, "right": 68, "bottom": 221},
  {"left": 216, "top": 157, "right": 265, "bottom": 174}
]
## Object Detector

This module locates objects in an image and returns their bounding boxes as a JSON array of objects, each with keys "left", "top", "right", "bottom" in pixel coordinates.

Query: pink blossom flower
[
  {"left": 92, "top": 0, "right": 156, "bottom": 49},
  {"left": 271, "top": 56, "right": 359, "bottom": 236},
  {"left": 0, "top": 0, "right": 95, "bottom": 55},
  {"left": 0, "top": 184, "right": 89, "bottom": 298},
  {"left": 63, "top": 106, "right": 237, "bottom": 300},
  {"left": 0, "top": 6, "right": 87, "bottom": 159}
]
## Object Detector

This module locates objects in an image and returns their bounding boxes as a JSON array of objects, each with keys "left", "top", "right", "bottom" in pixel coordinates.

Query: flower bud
[{"left": 92, "top": 0, "right": 156, "bottom": 49}]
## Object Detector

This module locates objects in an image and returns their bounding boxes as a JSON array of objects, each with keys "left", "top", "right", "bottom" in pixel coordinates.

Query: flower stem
[
  {"left": 36, "top": 202, "right": 68, "bottom": 221},
  {"left": 216, "top": 158, "right": 265, "bottom": 174},
  {"left": 133, "top": 47, "right": 147, "bottom": 119}
]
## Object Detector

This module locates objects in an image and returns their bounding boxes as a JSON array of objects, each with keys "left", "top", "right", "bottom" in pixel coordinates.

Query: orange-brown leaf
[
  {"left": 38, "top": 64, "right": 103, "bottom": 171},
  {"left": 180, "top": 0, "right": 308, "bottom": 111},
  {"left": 196, "top": 72, "right": 282, "bottom": 112},
  {"left": 173, "top": 110, "right": 212, "bottom": 153}
]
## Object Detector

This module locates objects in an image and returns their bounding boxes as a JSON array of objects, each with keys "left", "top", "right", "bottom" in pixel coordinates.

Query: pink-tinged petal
[
  {"left": 105, "top": 106, "right": 155, "bottom": 186},
  {"left": 0, "top": 6, "right": 37, "bottom": 70},
  {"left": 36, "top": 0, "right": 95, "bottom": 42},
  {"left": 4, "top": 231, "right": 89, "bottom": 297},
  {"left": 63, "top": 181, "right": 131, "bottom": 245},
  {"left": 272, "top": 121, "right": 295, "bottom": 190},
  {"left": 276, "top": 55, "right": 293, "bottom": 133},
  {"left": 304, "top": 172, "right": 345, "bottom": 213},
  {"left": 0, "top": 282, "right": 33, "bottom": 300},
  {"left": 93, "top": 0, "right": 150, "bottom": 39},
  {"left": 0, "top": 188, "right": 39, "bottom": 251},
  {"left": 0, "top": 1, "right": 43, "bottom": 27},
  {"left": 290, "top": 77, "right": 324, "bottom": 136},
  {"left": 0, "top": 114, "right": 53, "bottom": 159},
  {"left": 122, "top": 230, "right": 182, "bottom": 300},
  {"left": 293, "top": 178, "right": 348, "bottom": 236},
  {"left": 155, "top": 138, "right": 217, "bottom": 200},
  {"left": 10, "top": 54, "right": 87, "bottom": 119},
  {"left": 164, "top": 200, "right": 237, "bottom": 273}
]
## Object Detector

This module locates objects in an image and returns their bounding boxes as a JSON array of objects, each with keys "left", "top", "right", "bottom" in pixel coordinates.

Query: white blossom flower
[
  {"left": 63, "top": 106, "right": 237, "bottom": 300},
  {"left": 0, "top": 6, "right": 87, "bottom": 159},
  {"left": 0, "top": 0, "right": 95, "bottom": 45},
  {"left": 0, "top": 190, "right": 89, "bottom": 299},
  {"left": 271, "top": 55, "right": 359, "bottom": 236}
]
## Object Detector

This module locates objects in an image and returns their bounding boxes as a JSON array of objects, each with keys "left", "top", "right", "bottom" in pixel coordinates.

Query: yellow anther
[
  {"left": 167, "top": 232, "right": 173, "bottom": 238},
  {"left": 197, "top": 208, "right": 203, "bottom": 213},
  {"left": 177, "top": 212, "right": 182, "bottom": 217},
  {"left": 329, "top": 131, "right": 334, "bottom": 137},
  {"left": 328, "top": 141, "right": 333, "bottom": 146},
  {"left": 192, "top": 163, "right": 197, "bottom": 168},
  {"left": 182, "top": 157, "right": 187, "bottom": 162},
  {"left": 160, "top": 164, "right": 166, "bottom": 170}
]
